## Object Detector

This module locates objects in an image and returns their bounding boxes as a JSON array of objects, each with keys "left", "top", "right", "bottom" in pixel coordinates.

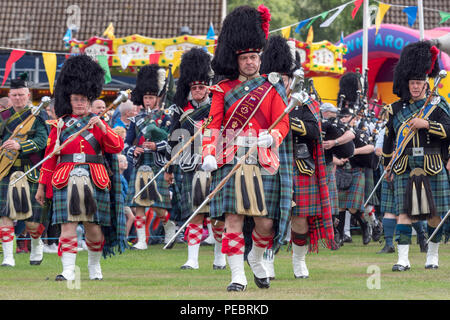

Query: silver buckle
[
  {"left": 73, "top": 153, "right": 86, "bottom": 163},
  {"left": 412, "top": 147, "right": 424, "bottom": 157},
  {"left": 65, "top": 118, "right": 77, "bottom": 127}
]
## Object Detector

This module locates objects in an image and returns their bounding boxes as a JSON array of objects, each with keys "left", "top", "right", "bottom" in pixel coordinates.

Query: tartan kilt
[
  {"left": 393, "top": 156, "right": 450, "bottom": 217},
  {"left": 364, "top": 168, "right": 380, "bottom": 206},
  {"left": 326, "top": 164, "right": 339, "bottom": 216},
  {"left": 0, "top": 169, "right": 44, "bottom": 223},
  {"left": 380, "top": 179, "right": 396, "bottom": 215},
  {"left": 292, "top": 166, "right": 321, "bottom": 217},
  {"left": 52, "top": 165, "right": 111, "bottom": 226},
  {"left": 125, "top": 157, "right": 172, "bottom": 209},
  {"left": 209, "top": 163, "right": 281, "bottom": 220},
  {"left": 338, "top": 167, "right": 365, "bottom": 211}
]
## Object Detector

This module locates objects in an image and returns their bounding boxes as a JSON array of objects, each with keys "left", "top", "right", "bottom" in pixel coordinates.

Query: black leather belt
[
  {"left": 403, "top": 147, "right": 440, "bottom": 156},
  {"left": 60, "top": 153, "right": 104, "bottom": 164}
]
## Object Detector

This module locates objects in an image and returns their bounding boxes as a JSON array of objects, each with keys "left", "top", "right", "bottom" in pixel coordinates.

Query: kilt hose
[
  {"left": 393, "top": 156, "right": 450, "bottom": 217},
  {"left": 125, "top": 154, "right": 172, "bottom": 209},
  {"left": 364, "top": 168, "right": 380, "bottom": 206},
  {"left": 209, "top": 163, "right": 281, "bottom": 220},
  {"left": 326, "top": 164, "right": 339, "bottom": 216},
  {"left": 380, "top": 179, "right": 396, "bottom": 215},
  {"left": 338, "top": 166, "right": 365, "bottom": 211},
  {"left": 0, "top": 168, "right": 43, "bottom": 223},
  {"left": 51, "top": 165, "right": 111, "bottom": 226}
]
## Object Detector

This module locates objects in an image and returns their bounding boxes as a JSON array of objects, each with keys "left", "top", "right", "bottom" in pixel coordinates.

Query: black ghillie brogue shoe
[
  {"left": 226, "top": 283, "right": 247, "bottom": 292},
  {"left": 253, "top": 275, "right": 270, "bottom": 289},
  {"left": 392, "top": 264, "right": 410, "bottom": 272},
  {"left": 55, "top": 274, "right": 67, "bottom": 281}
]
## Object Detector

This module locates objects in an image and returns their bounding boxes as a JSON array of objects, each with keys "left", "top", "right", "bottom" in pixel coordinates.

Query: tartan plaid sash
[
  {"left": 303, "top": 98, "right": 336, "bottom": 252},
  {"left": 221, "top": 80, "right": 272, "bottom": 150},
  {"left": 393, "top": 98, "right": 449, "bottom": 165},
  {"left": 393, "top": 99, "right": 433, "bottom": 162},
  {"left": 224, "top": 76, "right": 267, "bottom": 113},
  {"left": 2, "top": 107, "right": 32, "bottom": 139},
  {"left": 180, "top": 103, "right": 211, "bottom": 133},
  {"left": 272, "top": 130, "right": 294, "bottom": 253},
  {"left": 101, "top": 152, "right": 127, "bottom": 258},
  {"left": 60, "top": 114, "right": 93, "bottom": 142}
]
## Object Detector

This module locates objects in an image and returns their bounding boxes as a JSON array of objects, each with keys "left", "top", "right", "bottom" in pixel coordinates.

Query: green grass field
[{"left": 1, "top": 236, "right": 449, "bottom": 300}]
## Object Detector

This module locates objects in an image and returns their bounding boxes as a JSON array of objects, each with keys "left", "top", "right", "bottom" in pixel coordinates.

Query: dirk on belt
[
  {"left": 0, "top": 96, "right": 51, "bottom": 152},
  {"left": 132, "top": 115, "right": 213, "bottom": 202},
  {"left": 9, "top": 90, "right": 130, "bottom": 187}
]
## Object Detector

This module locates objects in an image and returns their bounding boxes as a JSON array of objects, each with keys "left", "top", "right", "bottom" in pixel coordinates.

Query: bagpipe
[{"left": 0, "top": 96, "right": 51, "bottom": 181}]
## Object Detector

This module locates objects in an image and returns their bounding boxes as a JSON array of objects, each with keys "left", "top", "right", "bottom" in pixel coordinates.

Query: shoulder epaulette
[{"left": 46, "top": 119, "right": 59, "bottom": 127}]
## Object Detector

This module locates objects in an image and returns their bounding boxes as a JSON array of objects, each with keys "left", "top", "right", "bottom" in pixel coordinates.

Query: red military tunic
[
  {"left": 202, "top": 76, "right": 289, "bottom": 173},
  {"left": 39, "top": 115, "right": 124, "bottom": 199}
]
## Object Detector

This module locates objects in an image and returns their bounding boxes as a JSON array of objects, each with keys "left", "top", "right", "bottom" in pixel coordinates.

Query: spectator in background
[
  {"left": 113, "top": 100, "right": 136, "bottom": 130},
  {"left": 118, "top": 154, "right": 135, "bottom": 240},
  {"left": 111, "top": 86, "right": 133, "bottom": 126},
  {"left": 0, "top": 96, "right": 12, "bottom": 110},
  {"left": 113, "top": 126, "right": 127, "bottom": 143},
  {"left": 91, "top": 99, "right": 106, "bottom": 115},
  {"left": 45, "top": 100, "right": 57, "bottom": 120}
]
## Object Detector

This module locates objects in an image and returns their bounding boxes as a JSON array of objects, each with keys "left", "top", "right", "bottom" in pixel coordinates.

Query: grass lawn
[{"left": 0, "top": 236, "right": 449, "bottom": 300}]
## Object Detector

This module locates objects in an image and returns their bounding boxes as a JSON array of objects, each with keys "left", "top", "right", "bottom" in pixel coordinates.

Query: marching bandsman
[
  {"left": 201, "top": 5, "right": 294, "bottom": 291},
  {"left": 260, "top": 35, "right": 337, "bottom": 279},
  {"left": 383, "top": 41, "right": 450, "bottom": 271},
  {"left": 35, "top": 54, "right": 125, "bottom": 281},
  {"left": 258, "top": 35, "right": 299, "bottom": 279},
  {"left": 125, "top": 64, "right": 176, "bottom": 249},
  {"left": 320, "top": 102, "right": 355, "bottom": 245},
  {"left": 164, "top": 47, "right": 227, "bottom": 270},
  {"left": 335, "top": 73, "right": 375, "bottom": 246},
  {"left": 0, "top": 74, "right": 49, "bottom": 267}
]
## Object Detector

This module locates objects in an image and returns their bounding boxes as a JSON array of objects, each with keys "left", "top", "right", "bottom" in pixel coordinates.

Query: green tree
[{"left": 227, "top": 0, "right": 363, "bottom": 43}]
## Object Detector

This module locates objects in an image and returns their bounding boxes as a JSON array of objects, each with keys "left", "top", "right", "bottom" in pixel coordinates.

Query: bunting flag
[
  {"left": 103, "top": 23, "right": 115, "bottom": 40},
  {"left": 320, "top": 3, "right": 349, "bottom": 28},
  {"left": 62, "top": 28, "right": 72, "bottom": 43},
  {"left": 118, "top": 54, "right": 133, "bottom": 70},
  {"left": 375, "top": 3, "right": 391, "bottom": 34},
  {"left": 281, "top": 26, "right": 291, "bottom": 39},
  {"left": 352, "top": 0, "right": 363, "bottom": 19},
  {"left": 306, "top": 26, "right": 314, "bottom": 43},
  {"left": 1, "top": 50, "right": 26, "bottom": 86},
  {"left": 402, "top": 6, "right": 418, "bottom": 26},
  {"left": 206, "top": 23, "right": 215, "bottom": 40},
  {"left": 42, "top": 52, "right": 57, "bottom": 93},
  {"left": 439, "top": 11, "right": 450, "bottom": 24},
  {"left": 295, "top": 18, "right": 311, "bottom": 33},
  {"left": 97, "top": 55, "right": 111, "bottom": 84}
]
